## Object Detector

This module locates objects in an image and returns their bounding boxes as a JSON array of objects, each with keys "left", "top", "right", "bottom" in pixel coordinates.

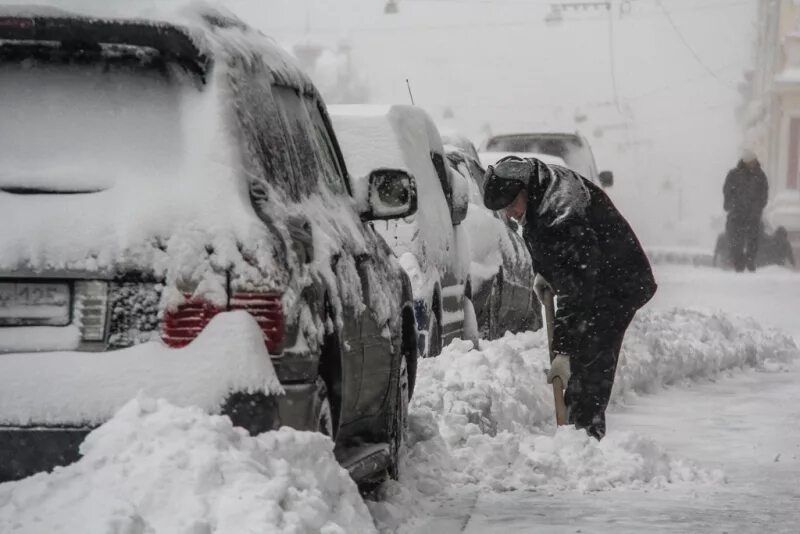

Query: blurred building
[{"left": 742, "top": 0, "right": 800, "bottom": 265}]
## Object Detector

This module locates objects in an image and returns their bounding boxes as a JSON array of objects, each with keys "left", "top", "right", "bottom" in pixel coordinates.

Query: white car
[
  {"left": 480, "top": 132, "right": 613, "bottom": 187},
  {"left": 330, "top": 105, "right": 476, "bottom": 357},
  {"left": 479, "top": 151, "right": 569, "bottom": 178}
]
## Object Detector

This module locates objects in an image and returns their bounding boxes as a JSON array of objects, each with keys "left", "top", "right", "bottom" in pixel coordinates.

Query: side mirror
[
  {"left": 363, "top": 169, "right": 418, "bottom": 221},
  {"left": 598, "top": 170, "right": 614, "bottom": 188},
  {"left": 450, "top": 169, "right": 470, "bottom": 226}
]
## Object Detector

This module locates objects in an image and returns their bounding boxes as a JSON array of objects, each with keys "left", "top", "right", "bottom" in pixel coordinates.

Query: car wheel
[
  {"left": 427, "top": 312, "right": 442, "bottom": 357},
  {"left": 313, "top": 376, "right": 334, "bottom": 438},
  {"left": 388, "top": 354, "right": 409, "bottom": 480},
  {"left": 487, "top": 276, "right": 502, "bottom": 340}
]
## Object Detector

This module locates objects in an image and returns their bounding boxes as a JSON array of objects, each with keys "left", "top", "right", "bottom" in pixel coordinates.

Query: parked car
[
  {"left": 330, "top": 105, "right": 475, "bottom": 357},
  {"left": 0, "top": 6, "right": 418, "bottom": 484},
  {"left": 480, "top": 132, "right": 614, "bottom": 187},
  {"left": 479, "top": 151, "right": 569, "bottom": 178},
  {"left": 445, "top": 145, "right": 543, "bottom": 339}
]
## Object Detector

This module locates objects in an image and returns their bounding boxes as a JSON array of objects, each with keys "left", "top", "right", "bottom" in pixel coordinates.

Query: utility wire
[{"left": 656, "top": 0, "right": 739, "bottom": 93}]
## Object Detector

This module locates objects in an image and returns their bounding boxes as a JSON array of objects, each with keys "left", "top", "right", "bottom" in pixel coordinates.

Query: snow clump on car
[{"left": 0, "top": 397, "right": 377, "bottom": 534}]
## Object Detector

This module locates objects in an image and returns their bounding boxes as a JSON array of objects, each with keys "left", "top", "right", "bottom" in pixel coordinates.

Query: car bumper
[
  {"left": 0, "top": 313, "right": 321, "bottom": 482},
  {"left": 0, "top": 383, "right": 318, "bottom": 483}
]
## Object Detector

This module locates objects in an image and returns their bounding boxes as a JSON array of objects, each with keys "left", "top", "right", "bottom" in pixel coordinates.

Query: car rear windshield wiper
[{"left": 0, "top": 186, "right": 105, "bottom": 195}]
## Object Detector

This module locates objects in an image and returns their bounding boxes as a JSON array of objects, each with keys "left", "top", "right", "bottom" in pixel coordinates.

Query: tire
[
  {"left": 427, "top": 312, "right": 443, "bottom": 357},
  {"left": 388, "top": 355, "right": 409, "bottom": 480},
  {"left": 313, "top": 376, "right": 334, "bottom": 438}
]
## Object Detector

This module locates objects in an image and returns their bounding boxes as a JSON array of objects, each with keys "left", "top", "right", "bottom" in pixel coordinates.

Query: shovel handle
[{"left": 543, "top": 288, "right": 568, "bottom": 426}]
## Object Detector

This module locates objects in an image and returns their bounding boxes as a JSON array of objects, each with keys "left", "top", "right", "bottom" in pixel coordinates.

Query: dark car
[
  {"left": 445, "top": 145, "right": 543, "bottom": 339},
  {"left": 0, "top": 6, "right": 418, "bottom": 484}
]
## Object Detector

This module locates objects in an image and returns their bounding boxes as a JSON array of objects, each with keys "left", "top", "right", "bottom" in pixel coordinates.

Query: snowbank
[
  {"left": 0, "top": 312, "right": 282, "bottom": 426},
  {"left": 368, "top": 308, "right": 798, "bottom": 530},
  {"left": 0, "top": 397, "right": 376, "bottom": 534},
  {"left": 646, "top": 246, "right": 714, "bottom": 267}
]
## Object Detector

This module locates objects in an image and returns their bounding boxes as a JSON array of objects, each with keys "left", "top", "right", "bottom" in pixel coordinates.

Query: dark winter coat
[
  {"left": 723, "top": 160, "right": 769, "bottom": 221},
  {"left": 521, "top": 160, "right": 657, "bottom": 357}
]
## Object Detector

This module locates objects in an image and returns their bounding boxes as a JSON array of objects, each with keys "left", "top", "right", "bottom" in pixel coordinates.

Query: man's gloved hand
[
  {"left": 533, "top": 273, "right": 552, "bottom": 303},
  {"left": 547, "top": 353, "right": 571, "bottom": 386}
]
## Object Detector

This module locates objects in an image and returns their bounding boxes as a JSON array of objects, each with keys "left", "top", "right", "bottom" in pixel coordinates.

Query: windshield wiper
[{"left": 0, "top": 186, "right": 105, "bottom": 195}]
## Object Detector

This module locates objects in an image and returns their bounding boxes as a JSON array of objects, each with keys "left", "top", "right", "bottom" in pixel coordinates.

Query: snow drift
[
  {"left": 368, "top": 308, "right": 798, "bottom": 530},
  {"left": 0, "top": 397, "right": 377, "bottom": 534}
]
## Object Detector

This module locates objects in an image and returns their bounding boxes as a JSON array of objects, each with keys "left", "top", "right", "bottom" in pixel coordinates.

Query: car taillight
[
  {"left": 161, "top": 292, "right": 284, "bottom": 352},
  {"left": 229, "top": 292, "right": 285, "bottom": 353},
  {"left": 74, "top": 281, "right": 109, "bottom": 341},
  {"left": 161, "top": 298, "right": 223, "bottom": 348}
]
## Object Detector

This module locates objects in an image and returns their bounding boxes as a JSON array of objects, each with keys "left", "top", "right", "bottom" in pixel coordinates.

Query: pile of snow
[
  {"left": 369, "top": 308, "right": 798, "bottom": 529},
  {"left": 0, "top": 397, "right": 377, "bottom": 534},
  {"left": 0, "top": 312, "right": 282, "bottom": 426},
  {"left": 646, "top": 246, "right": 714, "bottom": 267}
]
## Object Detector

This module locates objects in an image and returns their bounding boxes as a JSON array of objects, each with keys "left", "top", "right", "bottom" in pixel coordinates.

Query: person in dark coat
[
  {"left": 723, "top": 151, "right": 769, "bottom": 272},
  {"left": 483, "top": 156, "right": 657, "bottom": 440}
]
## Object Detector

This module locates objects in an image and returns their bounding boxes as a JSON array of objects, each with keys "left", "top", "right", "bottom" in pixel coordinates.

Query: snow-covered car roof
[
  {"left": 328, "top": 104, "right": 447, "bottom": 180},
  {"left": 440, "top": 130, "right": 480, "bottom": 162},
  {"left": 0, "top": 3, "right": 316, "bottom": 93}
]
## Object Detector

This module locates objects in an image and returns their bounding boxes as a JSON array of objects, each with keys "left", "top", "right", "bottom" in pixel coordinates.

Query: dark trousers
[
  {"left": 727, "top": 215, "right": 760, "bottom": 272},
  {"left": 564, "top": 301, "right": 636, "bottom": 440}
]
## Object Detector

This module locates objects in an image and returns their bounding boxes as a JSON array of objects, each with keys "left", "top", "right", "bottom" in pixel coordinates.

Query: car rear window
[{"left": 0, "top": 60, "right": 193, "bottom": 193}]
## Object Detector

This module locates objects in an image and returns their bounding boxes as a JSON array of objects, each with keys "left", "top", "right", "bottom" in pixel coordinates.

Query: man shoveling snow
[{"left": 483, "top": 156, "right": 657, "bottom": 439}]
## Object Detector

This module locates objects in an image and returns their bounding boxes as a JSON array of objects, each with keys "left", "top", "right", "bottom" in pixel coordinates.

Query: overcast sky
[{"left": 223, "top": 0, "right": 756, "bottom": 247}]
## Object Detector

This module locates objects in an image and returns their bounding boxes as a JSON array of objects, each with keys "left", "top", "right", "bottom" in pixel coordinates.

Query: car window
[
  {"left": 304, "top": 98, "right": 348, "bottom": 195},
  {"left": 272, "top": 85, "right": 322, "bottom": 197},
  {"left": 228, "top": 60, "right": 298, "bottom": 199}
]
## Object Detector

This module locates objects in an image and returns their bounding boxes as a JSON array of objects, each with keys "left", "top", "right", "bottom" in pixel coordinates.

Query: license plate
[{"left": 0, "top": 282, "right": 71, "bottom": 326}]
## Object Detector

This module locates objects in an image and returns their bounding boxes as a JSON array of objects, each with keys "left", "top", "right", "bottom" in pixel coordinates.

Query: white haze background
[{"left": 5, "top": 0, "right": 756, "bottom": 248}]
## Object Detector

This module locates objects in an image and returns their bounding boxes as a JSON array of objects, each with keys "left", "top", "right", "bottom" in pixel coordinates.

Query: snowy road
[{"left": 404, "top": 266, "right": 800, "bottom": 534}]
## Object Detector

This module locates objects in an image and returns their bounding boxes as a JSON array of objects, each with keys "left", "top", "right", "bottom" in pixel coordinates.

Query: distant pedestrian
[
  {"left": 723, "top": 151, "right": 769, "bottom": 272},
  {"left": 482, "top": 156, "right": 657, "bottom": 440}
]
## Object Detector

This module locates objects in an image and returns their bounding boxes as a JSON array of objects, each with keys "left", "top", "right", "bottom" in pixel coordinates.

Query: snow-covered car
[
  {"left": 445, "top": 146, "right": 542, "bottom": 339},
  {"left": 479, "top": 151, "right": 569, "bottom": 177},
  {"left": 330, "top": 105, "right": 475, "bottom": 357},
  {"left": 480, "top": 132, "right": 614, "bottom": 187},
  {"left": 0, "top": 7, "right": 418, "bottom": 484}
]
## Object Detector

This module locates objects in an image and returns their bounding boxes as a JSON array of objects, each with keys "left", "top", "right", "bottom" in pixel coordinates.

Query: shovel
[{"left": 541, "top": 286, "right": 568, "bottom": 426}]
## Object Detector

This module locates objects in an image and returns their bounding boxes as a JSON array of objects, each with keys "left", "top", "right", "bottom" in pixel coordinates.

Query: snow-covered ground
[
  {"left": 1, "top": 265, "right": 797, "bottom": 533},
  {"left": 388, "top": 265, "right": 800, "bottom": 533}
]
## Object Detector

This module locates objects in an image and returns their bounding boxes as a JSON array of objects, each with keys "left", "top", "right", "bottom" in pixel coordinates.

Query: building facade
[{"left": 743, "top": 0, "right": 800, "bottom": 265}]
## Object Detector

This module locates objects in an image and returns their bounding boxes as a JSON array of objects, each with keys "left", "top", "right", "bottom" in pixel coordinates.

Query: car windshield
[
  {"left": 0, "top": 60, "right": 191, "bottom": 193},
  {"left": 485, "top": 135, "right": 593, "bottom": 177}
]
